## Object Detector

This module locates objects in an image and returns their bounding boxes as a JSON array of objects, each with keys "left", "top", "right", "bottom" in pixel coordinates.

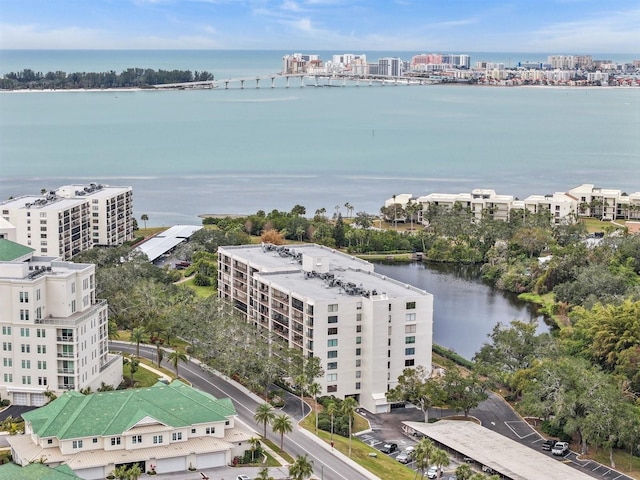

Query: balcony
[
  {"left": 57, "top": 368, "right": 75, "bottom": 374},
  {"left": 58, "top": 384, "right": 75, "bottom": 390},
  {"left": 57, "top": 352, "right": 75, "bottom": 359},
  {"left": 57, "top": 336, "right": 74, "bottom": 343}
]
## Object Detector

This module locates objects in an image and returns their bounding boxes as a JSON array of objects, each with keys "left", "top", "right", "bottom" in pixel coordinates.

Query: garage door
[
  {"left": 155, "top": 456, "right": 186, "bottom": 474},
  {"left": 31, "top": 394, "right": 47, "bottom": 406},
  {"left": 196, "top": 451, "right": 225, "bottom": 469},
  {"left": 13, "top": 393, "right": 28, "bottom": 405},
  {"left": 75, "top": 466, "right": 105, "bottom": 480}
]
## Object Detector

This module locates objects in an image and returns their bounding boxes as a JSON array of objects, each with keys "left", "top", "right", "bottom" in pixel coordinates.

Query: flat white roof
[
  {"left": 404, "top": 420, "right": 594, "bottom": 480},
  {"left": 136, "top": 225, "right": 202, "bottom": 262}
]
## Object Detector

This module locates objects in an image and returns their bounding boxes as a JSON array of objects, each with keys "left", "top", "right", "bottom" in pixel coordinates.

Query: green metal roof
[
  {"left": 0, "top": 238, "right": 34, "bottom": 262},
  {"left": 24, "top": 381, "right": 236, "bottom": 440},
  {"left": 0, "top": 463, "right": 81, "bottom": 480}
]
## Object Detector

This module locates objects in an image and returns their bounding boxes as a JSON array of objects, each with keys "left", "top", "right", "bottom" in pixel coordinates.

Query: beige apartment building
[
  {"left": 218, "top": 243, "right": 433, "bottom": 413},
  {"left": 0, "top": 183, "right": 134, "bottom": 260},
  {"left": 0, "top": 239, "right": 122, "bottom": 406}
]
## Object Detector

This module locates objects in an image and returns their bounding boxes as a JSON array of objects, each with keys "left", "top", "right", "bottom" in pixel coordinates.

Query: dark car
[
  {"left": 380, "top": 443, "right": 398, "bottom": 454},
  {"left": 541, "top": 439, "right": 555, "bottom": 451}
]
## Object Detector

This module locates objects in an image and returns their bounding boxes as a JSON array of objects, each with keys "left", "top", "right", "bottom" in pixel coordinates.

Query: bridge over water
[{"left": 153, "top": 73, "right": 441, "bottom": 90}]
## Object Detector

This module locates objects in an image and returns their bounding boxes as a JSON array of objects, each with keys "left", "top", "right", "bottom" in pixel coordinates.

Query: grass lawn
[
  {"left": 116, "top": 330, "right": 191, "bottom": 353},
  {"left": 180, "top": 277, "right": 216, "bottom": 298},
  {"left": 579, "top": 217, "right": 626, "bottom": 233},
  {"left": 261, "top": 437, "right": 294, "bottom": 464},
  {"left": 300, "top": 413, "right": 416, "bottom": 480},
  {"left": 579, "top": 448, "right": 640, "bottom": 479},
  {"left": 123, "top": 361, "right": 161, "bottom": 388}
]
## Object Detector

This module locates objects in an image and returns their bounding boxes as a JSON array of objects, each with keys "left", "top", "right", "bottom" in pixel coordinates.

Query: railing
[
  {"left": 57, "top": 352, "right": 75, "bottom": 358},
  {"left": 58, "top": 384, "right": 75, "bottom": 390},
  {"left": 56, "top": 336, "right": 74, "bottom": 343},
  {"left": 58, "top": 368, "right": 75, "bottom": 374}
]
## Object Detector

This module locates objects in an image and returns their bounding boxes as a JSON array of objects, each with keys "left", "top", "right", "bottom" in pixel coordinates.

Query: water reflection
[{"left": 373, "top": 262, "right": 549, "bottom": 360}]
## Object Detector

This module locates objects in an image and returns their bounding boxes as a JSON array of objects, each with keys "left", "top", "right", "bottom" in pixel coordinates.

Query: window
[
  {"left": 37, "top": 345, "right": 46, "bottom": 354},
  {"left": 22, "top": 376, "right": 31, "bottom": 384},
  {"left": 355, "top": 359, "right": 361, "bottom": 367},
  {"left": 38, "top": 377, "right": 47, "bottom": 386},
  {"left": 356, "top": 302, "right": 362, "bottom": 310},
  {"left": 328, "top": 316, "right": 338, "bottom": 324},
  {"left": 327, "top": 350, "right": 338, "bottom": 358},
  {"left": 20, "top": 328, "right": 29, "bottom": 337},
  {"left": 405, "top": 325, "right": 416, "bottom": 334},
  {"left": 37, "top": 361, "right": 47, "bottom": 370},
  {"left": 21, "top": 360, "right": 31, "bottom": 368},
  {"left": 327, "top": 362, "right": 337, "bottom": 370},
  {"left": 388, "top": 304, "right": 392, "bottom": 311},
  {"left": 327, "top": 327, "right": 338, "bottom": 335},
  {"left": 356, "top": 325, "right": 362, "bottom": 333},
  {"left": 355, "top": 371, "right": 361, "bottom": 378},
  {"left": 47, "top": 439, "right": 53, "bottom": 445},
  {"left": 327, "top": 373, "right": 337, "bottom": 382},
  {"left": 355, "top": 382, "right": 361, "bottom": 389},
  {"left": 356, "top": 313, "right": 362, "bottom": 322},
  {"left": 355, "top": 336, "right": 362, "bottom": 344},
  {"left": 2, "top": 342, "right": 11, "bottom": 351},
  {"left": 1, "top": 326, "right": 10, "bottom": 335},
  {"left": 153, "top": 435, "right": 163, "bottom": 444},
  {"left": 405, "top": 313, "right": 416, "bottom": 322},
  {"left": 406, "top": 301, "right": 416, "bottom": 309},
  {"left": 172, "top": 432, "right": 182, "bottom": 441},
  {"left": 72, "top": 440, "right": 83, "bottom": 449},
  {"left": 191, "top": 428, "right": 196, "bottom": 434},
  {"left": 20, "top": 292, "right": 29, "bottom": 303},
  {"left": 328, "top": 304, "right": 338, "bottom": 312},
  {"left": 3, "top": 374, "right": 12, "bottom": 382},
  {"left": 3, "top": 358, "right": 11, "bottom": 367},
  {"left": 205, "top": 427, "right": 215, "bottom": 434},
  {"left": 405, "top": 359, "right": 415, "bottom": 367},
  {"left": 21, "top": 344, "right": 30, "bottom": 353},
  {"left": 327, "top": 385, "right": 337, "bottom": 393},
  {"left": 132, "top": 435, "right": 142, "bottom": 445},
  {"left": 20, "top": 309, "right": 29, "bottom": 321},
  {"left": 327, "top": 339, "right": 338, "bottom": 347},
  {"left": 93, "top": 438, "right": 98, "bottom": 444},
  {"left": 37, "top": 329, "right": 45, "bottom": 338},
  {"left": 405, "top": 336, "right": 416, "bottom": 344},
  {"left": 355, "top": 348, "right": 361, "bottom": 356},
  {"left": 405, "top": 348, "right": 415, "bottom": 355}
]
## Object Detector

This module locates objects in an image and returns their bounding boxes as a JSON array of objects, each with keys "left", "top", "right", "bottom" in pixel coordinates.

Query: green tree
[
  {"left": 254, "top": 403, "right": 276, "bottom": 439},
  {"left": 441, "top": 366, "right": 488, "bottom": 417},
  {"left": 155, "top": 342, "right": 164, "bottom": 367},
  {"left": 288, "top": 454, "right": 314, "bottom": 480},
  {"left": 308, "top": 382, "right": 322, "bottom": 434},
  {"left": 387, "top": 365, "right": 444, "bottom": 422},
  {"left": 130, "top": 326, "right": 146, "bottom": 358},
  {"left": 271, "top": 413, "right": 293, "bottom": 451},
  {"left": 140, "top": 214, "right": 149, "bottom": 229},
  {"left": 326, "top": 401, "right": 337, "bottom": 443},
  {"left": 248, "top": 437, "right": 261, "bottom": 462},
  {"left": 128, "top": 356, "right": 139, "bottom": 384},
  {"left": 430, "top": 448, "right": 449, "bottom": 479},
  {"left": 412, "top": 438, "right": 435, "bottom": 479},
  {"left": 166, "top": 350, "right": 188, "bottom": 379},
  {"left": 255, "top": 467, "right": 274, "bottom": 480},
  {"left": 341, "top": 396, "right": 358, "bottom": 457},
  {"left": 333, "top": 214, "right": 346, "bottom": 248},
  {"left": 455, "top": 463, "right": 473, "bottom": 480}
]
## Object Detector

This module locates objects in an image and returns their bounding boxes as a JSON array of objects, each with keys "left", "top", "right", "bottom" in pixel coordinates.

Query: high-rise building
[
  {"left": 0, "top": 239, "right": 122, "bottom": 406},
  {"left": 0, "top": 183, "right": 134, "bottom": 260},
  {"left": 218, "top": 243, "right": 433, "bottom": 413}
]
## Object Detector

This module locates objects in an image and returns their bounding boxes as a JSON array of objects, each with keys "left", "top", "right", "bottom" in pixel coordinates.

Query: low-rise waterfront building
[
  {"left": 218, "top": 243, "right": 433, "bottom": 413},
  {"left": 0, "top": 183, "right": 134, "bottom": 260},
  {"left": 8, "top": 380, "right": 249, "bottom": 479},
  {"left": 0, "top": 238, "right": 122, "bottom": 406}
]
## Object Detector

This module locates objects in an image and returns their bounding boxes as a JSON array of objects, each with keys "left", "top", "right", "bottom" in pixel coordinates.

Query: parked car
[
  {"left": 541, "top": 439, "right": 555, "bottom": 451},
  {"left": 380, "top": 443, "right": 398, "bottom": 454},
  {"left": 236, "top": 476, "right": 251, "bottom": 480},
  {"left": 396, "top": 452, "right": 411, "bottom": 464},
  {"left": 552, "top": 441, "right": 569, "bottom": 456},
  {"left": 404, "top": 446, "right": 415, "bottom": 455},
  {"left": 426, "top": 466, "right": 442, "bottom": 478}
]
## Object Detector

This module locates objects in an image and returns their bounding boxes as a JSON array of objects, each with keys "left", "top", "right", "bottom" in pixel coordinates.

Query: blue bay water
[{"left": 0, "top": 50, "right": 639, "bottom": 226}]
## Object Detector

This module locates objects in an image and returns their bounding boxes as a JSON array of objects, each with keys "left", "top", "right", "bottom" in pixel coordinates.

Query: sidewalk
[{"left": 137, "top": 360, "right": 172, "bottom": 382}]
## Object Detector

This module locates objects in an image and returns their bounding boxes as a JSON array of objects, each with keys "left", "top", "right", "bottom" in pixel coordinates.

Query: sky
[{"left": 1, "top": 0, "right": 639, "bottom": 53}]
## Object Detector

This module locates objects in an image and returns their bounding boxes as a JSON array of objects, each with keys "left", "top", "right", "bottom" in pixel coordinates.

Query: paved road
[{"left": 113, "top": 343, "right": 375, "bottom": 480}]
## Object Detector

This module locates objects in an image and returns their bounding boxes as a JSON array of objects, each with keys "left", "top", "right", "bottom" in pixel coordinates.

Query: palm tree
[
  {"left": 155, "top": 342, "right": 164, "bottom": 367},
  {"left": 288, "top": 454, "right": 314, "bottom": 480},
  {"left": 295, "top": 374, "right": 307, "bottom": 417},
  {"left": 141, "top": 213, "right": 149, "bottom": 229},
  {"left": 326, "top": 401, "right": 337, "bottom": 443},
  {"left": 308, "top": 382, "right": 322, "bottom": 434},
  {"left": 128, "top": 463, "right": 143, "bottom": 480},
  {"left": 254, "top": 403, "right": 276, "bottom": 439},
  {"left": 255, "top": 467, "right": 274, "bottom": 480},
  {"left": 430, "top": 448, "right": 449, "bottom": 479},
  {"left": 248, "top": 436, "right": 261, "bottom": 462},
  {"left": 341, "top": 396, "right": 358, "bottom": 457},
  {"left": 166, "top": 350, "right": 188, "bottom": 379},
  {"left": 112, "top": 465, "right": 129, "bottom": 480},
  {"left": 130, "top": 326, "right": 146, "bottom": 358},
  {"left": 413, "top": 438, "right": 435, "bottom": 479},
  {"left": 271, "top": 413, "right": 293, "bottom": 451},
  {"left": 455, "top": 463, "right": 473, "bottom": 480}
]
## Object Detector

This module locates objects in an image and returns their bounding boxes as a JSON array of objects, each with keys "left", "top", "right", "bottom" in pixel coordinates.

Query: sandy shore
[{"left": 0, "top": 87, "right": 147, "bottom": 94}]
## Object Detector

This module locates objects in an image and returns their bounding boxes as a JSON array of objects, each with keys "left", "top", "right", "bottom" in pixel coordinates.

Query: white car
[
  {"left": 396, "top": 452, "right": 410, "bottom": 464},
  {"left": 426, "top": 466, "right": 441, "bottom": 478},
  {"left": 236, "top": 475, "right": 251, "bottom": 480}
]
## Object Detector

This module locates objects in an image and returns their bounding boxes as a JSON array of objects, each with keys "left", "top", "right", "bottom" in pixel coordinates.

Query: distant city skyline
[{"left": 1, "top": 0, "right": 639, "bottom": 54}]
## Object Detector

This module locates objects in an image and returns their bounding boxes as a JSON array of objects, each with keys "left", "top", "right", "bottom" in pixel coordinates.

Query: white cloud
[{"left": 0, "top": 24, "right": 112, "bottom": 49}]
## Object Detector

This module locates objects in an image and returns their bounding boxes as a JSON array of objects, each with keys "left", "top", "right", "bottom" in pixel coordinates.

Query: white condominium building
[
  {"left": 218, "top": 243, "right": 433, "bottom": 413},
  {"left": 0, "top": 239, "right": 122, "bottom": 406},
  {"left": 0, "top": 183, "right": 134, "bottom": 260}
]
